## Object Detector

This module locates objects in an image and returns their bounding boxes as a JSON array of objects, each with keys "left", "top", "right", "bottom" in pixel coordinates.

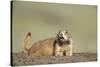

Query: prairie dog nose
[{"left": 60, "top": 33, "right": 63, "bottom": 36}]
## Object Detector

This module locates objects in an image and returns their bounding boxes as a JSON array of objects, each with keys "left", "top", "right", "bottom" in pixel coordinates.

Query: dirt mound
[{"left": 11, "top": 52, "right": 97, "bottom": 66}]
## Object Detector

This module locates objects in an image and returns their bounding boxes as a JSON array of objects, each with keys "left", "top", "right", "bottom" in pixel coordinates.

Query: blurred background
[{"left": 12, "top": 1, "right": 97, "bottom": 53}]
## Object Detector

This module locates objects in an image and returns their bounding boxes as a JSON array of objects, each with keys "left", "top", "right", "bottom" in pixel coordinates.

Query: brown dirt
[{"left": 11, "top": 51, "right": 97, "bottom": 66}]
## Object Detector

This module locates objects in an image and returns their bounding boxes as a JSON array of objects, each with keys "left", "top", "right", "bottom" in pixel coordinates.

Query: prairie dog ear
[
  {"left": 27, "top": 32, "right": 31, "bottom": 36},
  {"left": 66, "top": 30, "right": 68, "bottom": 33}
]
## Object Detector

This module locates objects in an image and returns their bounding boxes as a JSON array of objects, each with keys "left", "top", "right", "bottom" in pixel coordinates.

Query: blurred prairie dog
[{"left": 23, "top": 30, "right": 73, "bottom": 57}]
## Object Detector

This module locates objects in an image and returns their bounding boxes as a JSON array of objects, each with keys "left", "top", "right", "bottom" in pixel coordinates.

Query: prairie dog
[{"left": 23, "top": 30, "right": 73, "bottom": 57}]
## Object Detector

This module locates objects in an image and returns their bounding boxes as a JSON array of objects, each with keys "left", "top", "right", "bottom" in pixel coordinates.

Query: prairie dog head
[{"left": 57, "top": 30, "right": 70, "bottom": 43}]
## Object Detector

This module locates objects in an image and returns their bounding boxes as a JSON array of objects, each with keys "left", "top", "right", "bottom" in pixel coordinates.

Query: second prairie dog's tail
[{"left": 23, "top": 32, "right": 31, "bottom": 51}]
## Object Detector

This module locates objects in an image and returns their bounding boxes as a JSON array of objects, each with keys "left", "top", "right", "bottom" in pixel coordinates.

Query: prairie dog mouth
[
  {"left": 59, "top": 37, "right": 64, "bottom": 39},
  {"left": 59, "top": 37, "right": 65, "bottom": 42}
]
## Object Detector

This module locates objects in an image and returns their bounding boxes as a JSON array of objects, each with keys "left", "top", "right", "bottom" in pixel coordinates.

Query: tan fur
[
  {"left": 23, "top": 32, "right": 31, "bottom": 51},
  {"left": 23, "top": 31, "right": 73, "bottom": 57},
  {"left": 28, "top": 38, "right": 55, "bottom": 56},
  {"left": 54, "top": 39, "right": 72, "bottom": 56}
]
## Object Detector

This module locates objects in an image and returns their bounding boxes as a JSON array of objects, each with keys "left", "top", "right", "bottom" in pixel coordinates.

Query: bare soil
[{"left": 11, "top": 51, "right": 97, "bottom": 66}]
